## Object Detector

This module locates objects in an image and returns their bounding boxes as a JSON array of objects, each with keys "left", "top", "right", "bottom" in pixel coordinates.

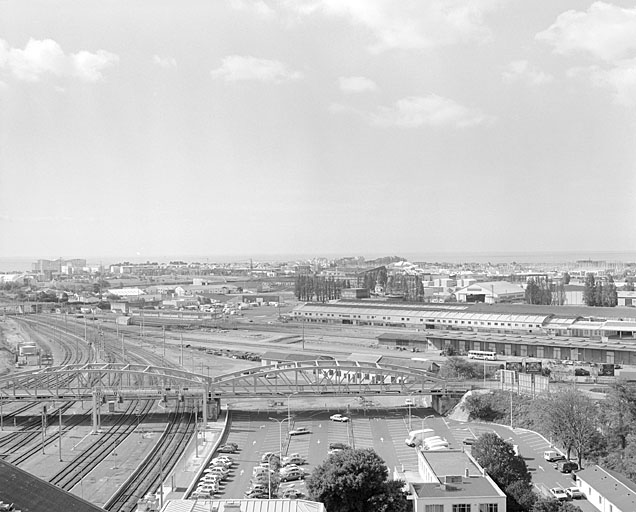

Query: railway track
[{"left": 3, "top": 313, "right": 200, "bottom": 512}]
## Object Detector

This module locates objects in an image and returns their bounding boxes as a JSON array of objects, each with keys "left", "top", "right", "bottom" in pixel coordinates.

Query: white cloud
[
  {"left": 232, "top": 0, "right": 501, "bottom": 51},
  {"left": 211, "top": 55, "right": 302, "bottom": 83},
  {"left": 340, "top": 95, "right": 493, "bottom": 128},
  {"left": 153, "top": 55, "right": 177, "bottom": 69},
  {"left": 502, "top": 60, "right": 553, "bottom": 86},
  {"left": 0, "top": 38, "right": 118, "bottom": 82},
  {"left": 229, "top": 0, "right": 275, "bottom": 17},
  {"left": 581, "top": 59, "right": 636, "bottom": 107},
  {"left": 338, "top": 76, "right": 378, "bottom": 93},
  {"left": 536, "top": 2, "right": 636, "bottom": 63},
  {"left": 72, "top": 50, "right": 119, "bottom": 82}
]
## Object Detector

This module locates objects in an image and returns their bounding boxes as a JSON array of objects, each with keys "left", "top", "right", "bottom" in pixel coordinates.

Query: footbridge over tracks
[{"left": 0, "top": 360, "right": 470, "bottom": 425}]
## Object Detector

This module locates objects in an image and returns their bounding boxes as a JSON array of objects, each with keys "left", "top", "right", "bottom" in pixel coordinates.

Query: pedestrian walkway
[{"left": 160, "top": 413, "right": 228, "bottom": 502}]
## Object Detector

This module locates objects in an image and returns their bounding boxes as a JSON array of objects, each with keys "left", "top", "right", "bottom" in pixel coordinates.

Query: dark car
[{"left": 557, "top": 460, "right": 579, "bottom": 473}]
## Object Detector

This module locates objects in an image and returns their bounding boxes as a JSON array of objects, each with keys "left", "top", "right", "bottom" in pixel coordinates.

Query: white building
[
  {"left": 454, "top": 281, "right": 525, "bottom": 304},
  {"left": 618, "top": 291, "right": 636, "bottom": 307},
  {"left": 575, "top": 465, "right": 636, "bottom": 512},
  {"left": 403, "top": 449, "right": 506, "bottom": 512}
]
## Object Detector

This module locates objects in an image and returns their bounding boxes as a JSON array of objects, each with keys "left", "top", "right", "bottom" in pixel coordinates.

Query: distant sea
[{"left": 1, "top": 251, "right": 635, "bottom": 273}]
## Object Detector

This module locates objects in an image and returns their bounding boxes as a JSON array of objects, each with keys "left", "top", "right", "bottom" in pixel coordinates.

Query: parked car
[
  {"left": 404, "top": 398, "right": 414, "bottom": 406},
  {"left": 190, "top": 490, "right": 212, "bottom": 499},
  {"left": 217, "top": 444, "right": 237, "bottom": 453},
  {"left": 330, "top": 414, "right": 350, "bottom": 422},
  {"left": 281, "top": 488, "right": 306, "bottom": 499},
  {"left": 462, "top": 437, "right": 476, "bottom": 446},
  {"left": 282, "top": 455, "right": 306, "bottom": 466},
  {"left": 244, "top": 489, "right": 269, "bottom": 499},
  {"left": 209, "top": 460, "right": 232, "bottom": 469},
  {"left": 206, "top": 466, "right": 230, "bottom": 477},
  {"left": 201, "top": 474, "right": 222, "bottom": 484},
  {"left": 550, "top": 488, "right": 569, "bottom": 501},
  {"left": 210, "top": 455, "right": 234, "bottom": 465},
  {"left": 280, "top": 464, "right": 302, "bottom": 474},
  {"left": 280, "top": 468, "right": 305, "bottom": 482},
  {"left": 248, "top": 483, "right": 269, "bottom": 494},
  {"left": 556, "top": 460, "right": 579, "bottom": 473},
  {"left": 565, "top": 487, "right": 584, "bottom": 500},
  {"left": 289, "top": 426, "right": 311, "bottom": 436}
]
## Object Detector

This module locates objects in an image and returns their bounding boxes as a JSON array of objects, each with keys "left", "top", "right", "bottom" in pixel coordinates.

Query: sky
[{"left": 1, "top": 0, "right": 636, "bottom": 261}]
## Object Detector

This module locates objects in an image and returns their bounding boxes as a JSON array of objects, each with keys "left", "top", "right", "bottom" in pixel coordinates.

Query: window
[
  {"left": 479, "top": 505, "right": 498, "bottom": 512},
  {"left": 425, "top": 506, "right": 444, "bottom": 512},
  {"left": 453, "top": 505, "right": 471, "bottom": 512}
]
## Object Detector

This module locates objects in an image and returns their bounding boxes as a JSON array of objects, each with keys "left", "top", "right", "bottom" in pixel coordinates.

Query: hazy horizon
[{"left": 2, "top": 249, "right": 636, "bottom": 273}]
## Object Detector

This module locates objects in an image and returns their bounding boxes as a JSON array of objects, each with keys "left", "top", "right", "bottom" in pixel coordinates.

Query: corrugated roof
[
  {"left": 294, "top": 303, "right": 549, "bottom": 324},
  {"left": 162, "top": 499, "right": 326, "bottom": 512}
]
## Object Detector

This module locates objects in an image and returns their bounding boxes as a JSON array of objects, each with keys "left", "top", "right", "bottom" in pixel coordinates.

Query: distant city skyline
[
  {"left": 1, "top": 249, "right": 636, "bottom": 273},
  {"left": 1, "top": 1, "right": 635, "bottom": 258}
]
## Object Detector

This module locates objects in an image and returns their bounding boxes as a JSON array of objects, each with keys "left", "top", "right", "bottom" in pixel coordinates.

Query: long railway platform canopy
[{"left": 0, "top": 360, "right": 461, "bottom": 402}]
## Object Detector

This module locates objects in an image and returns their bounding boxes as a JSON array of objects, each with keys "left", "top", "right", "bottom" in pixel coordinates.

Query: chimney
[{"left": 465, "top": 468, "right": 470, "bottom": 478}]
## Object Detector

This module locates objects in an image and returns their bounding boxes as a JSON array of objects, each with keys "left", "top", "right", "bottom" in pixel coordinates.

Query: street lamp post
[{"left": 269, "top": 417, "right": 292, "bottom": 458}]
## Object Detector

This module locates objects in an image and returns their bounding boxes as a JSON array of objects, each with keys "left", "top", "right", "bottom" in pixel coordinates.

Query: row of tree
[
  {"left": 583, "top": 273, "right": 618, "bottom": 307},
  {"left": 293, "top": 275, "right": 352, "bottom": 302},
  {"left": 525, "top": 277, "right": 566, "bottom": 306}
]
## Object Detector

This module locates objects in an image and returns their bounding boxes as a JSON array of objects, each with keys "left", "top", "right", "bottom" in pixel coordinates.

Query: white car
[
  {"left": 565, "top": 487, "right": 583, "bottom": 499},
  {"left": 207, "top": 466, "right": 230, "bottom": 477},
  {"left": 289, "top": 426, "right": 311, "bottom": 436},
  {"left": 330, "top": 414, "right": 350, "bottom": 422},
  {"left": 550, "top": 488, "right": 569, "bottom": 501}
]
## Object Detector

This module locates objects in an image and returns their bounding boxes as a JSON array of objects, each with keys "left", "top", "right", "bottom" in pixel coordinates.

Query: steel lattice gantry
[
  {"left": 0, "top": 360, "right": 451, "bottom": 403},
  {"left": 211, "top": 359, "right": 447, "bottom": 397}
]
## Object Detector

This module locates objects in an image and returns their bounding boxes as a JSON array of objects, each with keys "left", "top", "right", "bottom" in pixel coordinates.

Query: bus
[{"left": 468, "top": 350, "right": 497, "bottom": 360}]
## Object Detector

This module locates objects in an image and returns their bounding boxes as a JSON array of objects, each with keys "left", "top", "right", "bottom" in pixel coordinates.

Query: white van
[
  {"left": 405, "top": 429, "right": 435, "bottom": 447},
  {"left": 544, "top": 450, "right": 565, "bottom": 462}
]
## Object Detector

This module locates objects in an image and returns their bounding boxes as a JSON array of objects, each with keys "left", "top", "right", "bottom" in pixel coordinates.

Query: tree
[
  {"left": 438, "top": 357, "right": 482, "bottom": 380},
  {"left": 306, "top": 448, "right": 409, "bottom": 512},
  {"left": 532, "top": 499, "right": 582, "bottom": 512},
  {"left": 583, "top": 273, "right": 596, "bottom": 306},
  {"left": 471, "top": 433, "right": 531, "bottom": 490},
  {"left": 602, "top": 275, "right": 618, "bottom": 307},
  {"left": 563, "top": 272, "right": 571, "bottom": 285},
  {"left": 506, "top": 480, "right": 537, "bottom": 512},
  {"left": 534, "top": 388, "right": 598, "bottom": 467}
]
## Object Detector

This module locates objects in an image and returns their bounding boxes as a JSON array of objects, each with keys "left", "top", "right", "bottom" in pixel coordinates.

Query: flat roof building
[{"left": 405, "top": 449, "right": 506, "bottom": 512}]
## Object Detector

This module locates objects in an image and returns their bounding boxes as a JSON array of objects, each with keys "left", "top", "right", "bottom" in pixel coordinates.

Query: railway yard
[
  {"left": 0, "top": 309, "right": 603, "bottom": 512},
  {"left": 0, "top": 311, "right": 439, "bottom": 511}
]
